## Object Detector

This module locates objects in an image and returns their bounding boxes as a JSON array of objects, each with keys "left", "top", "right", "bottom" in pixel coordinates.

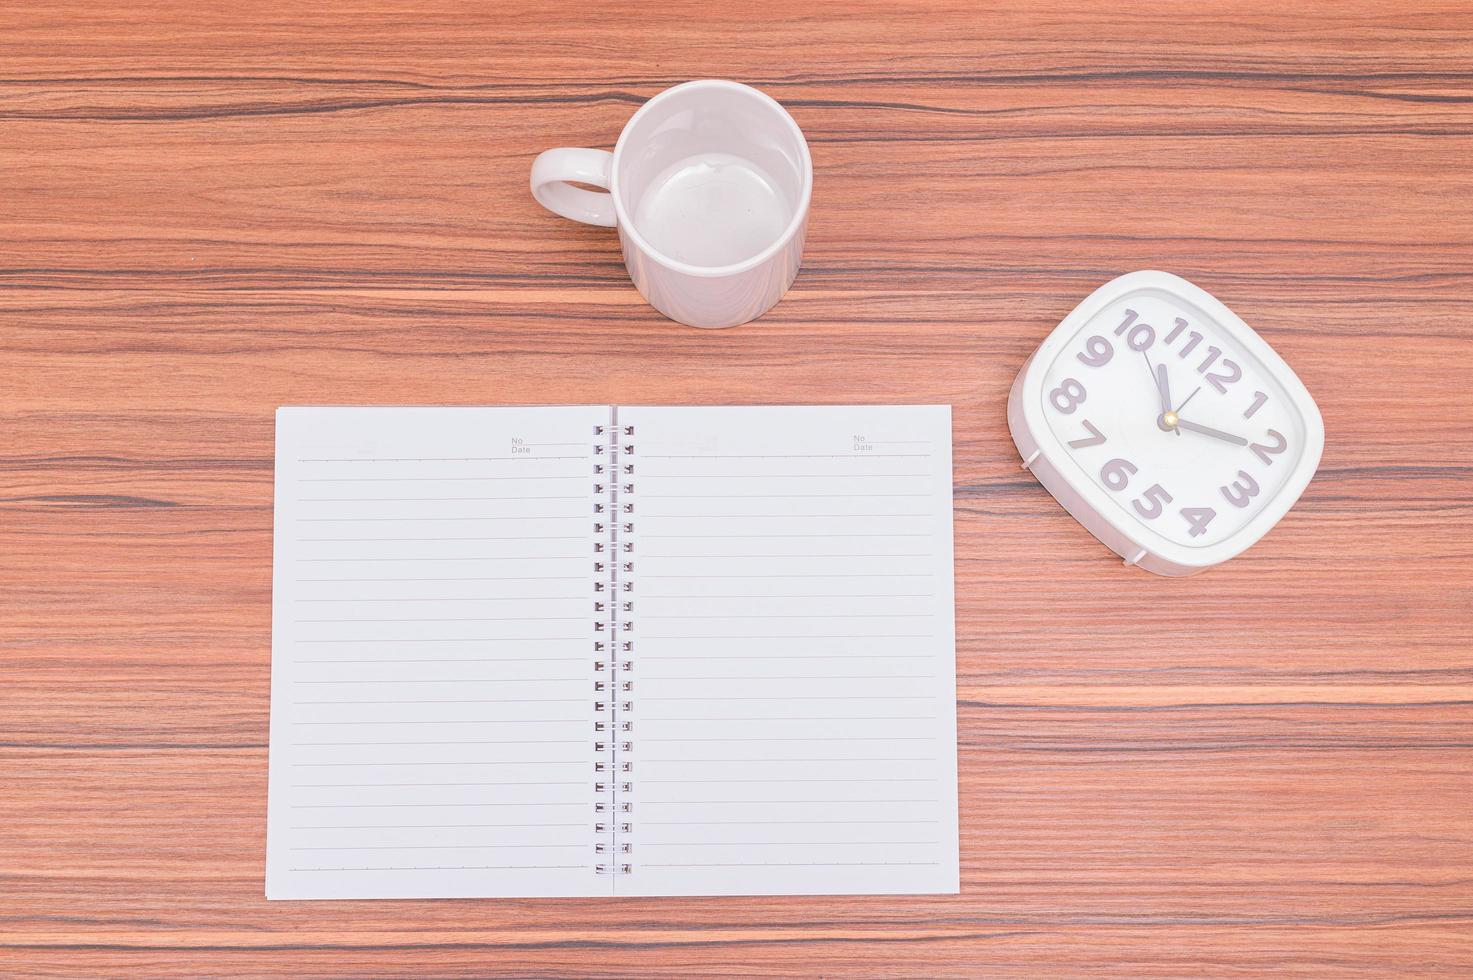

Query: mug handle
[{"left": 530, "top": 148, "right": 616, "bottom": 227}]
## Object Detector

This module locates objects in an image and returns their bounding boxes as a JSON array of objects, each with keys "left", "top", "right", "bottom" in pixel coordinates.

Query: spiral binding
[{"left": 592, "top": 415, "right": 635, "bottom": 876}]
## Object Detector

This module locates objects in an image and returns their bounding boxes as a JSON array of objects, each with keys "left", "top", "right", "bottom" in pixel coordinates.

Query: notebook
[{"left": 266, "top": 405, "right": 958, "bottom": 899}]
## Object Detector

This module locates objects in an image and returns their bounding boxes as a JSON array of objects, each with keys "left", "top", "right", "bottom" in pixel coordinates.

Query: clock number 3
[
  {"left": 1221, "top": 470, "right": 1261, "bottom": 508},
  {"left": 1049, "top": 378, "right": 1087, "bottom": 414}
]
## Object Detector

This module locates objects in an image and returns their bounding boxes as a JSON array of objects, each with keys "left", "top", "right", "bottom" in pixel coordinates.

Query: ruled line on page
[
  {"left": 637, "top": 801, "right": 940, "bottom": 807},
  {"left": 298, "top": 562, "right": 586, "bottom": 568},
  {"left": 640, "top": 757, "right": 934, "bottom": 764},
  {"left": 291, "top": 761, "right": 588, "bottom": 767},
  {"left": 299, "top": 456, "right": 585, "bottom": 462},
  {"left": 293, "top": 698, "right": 586, "bottom": 706},
  {"left": 640, "top": 862, "right": 940, "bottom": 868},
  {"left": 297, "top": 495, "right": 587, "bottom": 502},
  {"left": 643, "top": 472, "right": 930, "bottom": 479},
  {"left": 641, "top": 634, "right": 933, "bottom": 641},
  {"left": 298, "top": 536, "right": 588, "bottom": 543},
  {"left": 640, "top": 574, "right": 933, "bottom": 580},
  {"left": 640, "top": 592, "right": 934, "bottom": 598},
  {"left": 641, "top": 613, "right": 929, "bottom": 620},
  {"left": 641, "top": 513, "right": 930, "bottom": 520},
  {"left": 290, "top": 844, "right": 588, "bottom": 850},
  {"left": 645, "top": 813, "right": 942, "bottom": 819},
  {"left": 637, "top": 716, "right": 939, "bottom": 723},
  {"left": 643, "top": 556, "right": 929, "bottom": 562},
  {"left": 294, "top": 658, "right": 587, "bottom": 665},
  {"left": 638, "top": 840, "right": 938, "bottom": 847},
  {"left": 294, "top": 679, "right": 584, "bottom": 686},
  {"left": 290, "top": 802, "right": 589, "bottom": 809},
  {"left": 639, "top": 696, "right": 935, "bottom": 702},
  {"left": 295, "top": 597, "right": 586, "bottom": 604},
  {"left": 640, "top": 493, "right": 931, "bottom": 499},
  {"left": 289, "top": 865, "right": 588, "bottom": 872},
  {"left": 637, "top": 655, "right": 935, "bottom": 661},
  {"left": 638, "top": 778, "right": 936, "bottom": 784},
  {"left": 292, "top": 781, "right": 587, "bottom": 789},
  {"left": 293, "top": 719, "right": 586, "bottom": 726},
  {"left": 297, "top": 574, "right": 587, "bottom": 581},
  {"left": 292, "top": 739, "right": 587, "bottom": 747},
  {"left": 640, "top": 454, "right": 930, "bottom": 459},
  {"left": 641, "top": 534, "right": 930, "bottom": 540},
  {"left": 293, "top": 616, "right": 586, "bottom": 624},
  {"left": 639, "top": 736, "right": 937, "bottom": 742},
  {"left": 290, "top": 823, "right": 590, "bottom": 830},
  {"left": 298, "top": 515, "right": 586, "bottom": 523},
  {"left": 295, "top": 637, "right": 588, "bottom": 644},
  {"left": 301, "top": 475, "right": 587, "bottom": 483},
  {"left": 641, "top": 675, "right": 937, "bottom": 682}
]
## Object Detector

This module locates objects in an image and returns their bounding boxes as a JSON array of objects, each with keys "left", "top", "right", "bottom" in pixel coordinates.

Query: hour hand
[
  {"left": 1175, "top": 418, "right": 1249, "bottom": 446},
  {"left": 1146, "top": 353, "right": 1171, "bottom": 415},
  {"left": 1146, "top": 354, "right": 1180, "bottom": 435}
]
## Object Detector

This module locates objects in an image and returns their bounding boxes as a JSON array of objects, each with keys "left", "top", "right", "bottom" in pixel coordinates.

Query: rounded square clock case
[{"left": 1008, "top": 270, "right": 1324, "bottom": 576}]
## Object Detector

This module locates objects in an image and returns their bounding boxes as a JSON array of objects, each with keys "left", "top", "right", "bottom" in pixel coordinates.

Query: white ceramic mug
[{"left": 531, "top": 79, "right": 812, "bottom": 329}]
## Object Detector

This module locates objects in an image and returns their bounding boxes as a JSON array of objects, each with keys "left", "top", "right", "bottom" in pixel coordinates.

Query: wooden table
[{"left": 5, "top": 1, "right": 1472, "bottom": 975}]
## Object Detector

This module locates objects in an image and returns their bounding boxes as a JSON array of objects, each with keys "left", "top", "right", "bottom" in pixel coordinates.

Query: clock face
[{"left": 1038, "top": 284, "right": 1311, "bottom": 551}]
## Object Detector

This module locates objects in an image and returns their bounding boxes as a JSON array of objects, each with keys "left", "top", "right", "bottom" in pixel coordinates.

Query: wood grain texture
[{"left": 3, "top": 0, "right": 1472, "bottom": 975}]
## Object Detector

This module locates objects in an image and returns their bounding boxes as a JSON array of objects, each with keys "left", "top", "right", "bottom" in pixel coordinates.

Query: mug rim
[{"left": 609, "top": 79, "right": 813, "bottom": 280}]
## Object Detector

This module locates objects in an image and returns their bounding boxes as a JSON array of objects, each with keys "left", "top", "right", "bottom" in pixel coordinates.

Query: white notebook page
[
  {"left": 267, "top": 406, "right": 608, "bottom": 899},
  {"left": 618, "top": 405, "right": 959, "bottom": 895}
]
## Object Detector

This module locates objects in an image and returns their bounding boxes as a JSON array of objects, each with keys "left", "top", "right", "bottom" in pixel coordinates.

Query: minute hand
[{"left": 1176, "top": 418, "right": 1249, "bottom": 446}]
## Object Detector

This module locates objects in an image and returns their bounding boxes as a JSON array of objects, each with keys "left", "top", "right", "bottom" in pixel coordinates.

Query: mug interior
[{"left": 613, "top": 82, "right": 809, "bottom": 272}]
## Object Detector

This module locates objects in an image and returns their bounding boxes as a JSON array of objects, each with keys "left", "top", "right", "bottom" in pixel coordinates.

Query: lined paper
[
  {"left": 267, "top": 404, "right": 958, "bottom": 899},
  {"left": 617, "top": 405, "right": 959, "bottom": 896},
  {"left": 266, "top": 407, "right": 608, "bottom": 899}
]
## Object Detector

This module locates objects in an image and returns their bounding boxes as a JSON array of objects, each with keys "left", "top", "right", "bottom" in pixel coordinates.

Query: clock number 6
[
  {"left": 1100, "top": 457, "right": 1138, "bottom": 491},
  {"left": 1132, "top": 484, "right": 1173, "bottom": 519},
  {"left": 1049, "top": 378, "right": 1086, "bottom": 414}
]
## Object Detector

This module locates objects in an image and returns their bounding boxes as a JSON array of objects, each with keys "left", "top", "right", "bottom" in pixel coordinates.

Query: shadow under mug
[{"left": 531, "top": 79, "right": 812, "bottom": 329}]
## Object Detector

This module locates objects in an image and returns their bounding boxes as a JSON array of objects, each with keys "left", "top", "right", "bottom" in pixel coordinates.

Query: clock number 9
[
  {"left": 1049, "top": 378, "right": 1087, "bottom": 413},
  {"left": 1100, "top": 457, "right": 1138, "bottom": 491},
  {"left": 1076, "top": 336, "right": 1113, "bottom": 368}
]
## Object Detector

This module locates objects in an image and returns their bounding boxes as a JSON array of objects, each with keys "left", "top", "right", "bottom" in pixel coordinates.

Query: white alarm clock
[{"left": 1008, "top": 270, "right": 1323, "bottom": 576}]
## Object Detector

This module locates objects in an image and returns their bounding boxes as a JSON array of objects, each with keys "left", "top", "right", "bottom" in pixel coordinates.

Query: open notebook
[{"left": 267, "top": 405, "right": 958, "bottom": 898}]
